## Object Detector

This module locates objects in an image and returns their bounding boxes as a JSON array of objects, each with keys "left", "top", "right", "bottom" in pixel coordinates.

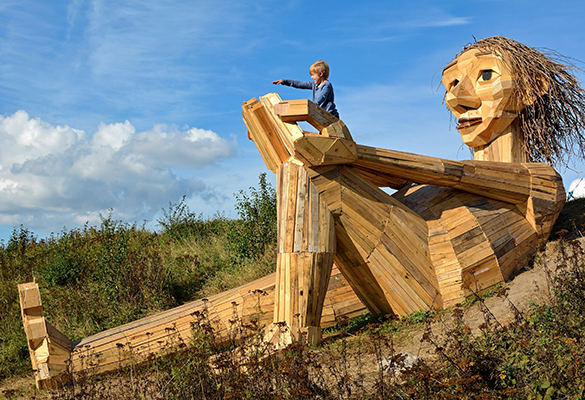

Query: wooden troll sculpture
[
  {"left": 243, "top": 36, "right": 585, "bottom": 345},
  {"left": 18, "top": 37, "right": 585, "bottom": 389}
]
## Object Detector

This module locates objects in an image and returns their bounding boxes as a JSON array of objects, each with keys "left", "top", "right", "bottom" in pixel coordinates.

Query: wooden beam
[
  {"left": 270, "top": 161, "right": 336, "bottom": 346},
  {"left": 293, "top": 135, "right": 357, "bottom": 166},
  {"left": 18, "top": 282, "right": 72, "bottom": 390},
  {"left": 274, "top": 99, "right": 352, "bottom": 139}
]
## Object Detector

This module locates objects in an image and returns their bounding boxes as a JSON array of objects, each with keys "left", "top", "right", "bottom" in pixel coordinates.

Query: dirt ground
[
  {"left": 389, "top": 238, "right": 568, "bottom": 361},
  {"left": 0, "top": 237, "right": 576, "bottom": 399}
]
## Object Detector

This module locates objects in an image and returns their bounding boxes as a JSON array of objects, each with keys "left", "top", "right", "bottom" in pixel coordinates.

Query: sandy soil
[{"left": 390, "top": 238, "right": 562, "bottom": 361}]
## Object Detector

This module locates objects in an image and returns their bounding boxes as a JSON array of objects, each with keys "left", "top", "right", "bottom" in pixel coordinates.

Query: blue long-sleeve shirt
[{"left": 281, "top": 79, "right": 339, "bottom": 118}]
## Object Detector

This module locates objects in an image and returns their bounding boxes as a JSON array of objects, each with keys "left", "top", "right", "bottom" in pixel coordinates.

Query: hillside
[{"left": 1, "top": 198, "right": 584, "bottom": 399}]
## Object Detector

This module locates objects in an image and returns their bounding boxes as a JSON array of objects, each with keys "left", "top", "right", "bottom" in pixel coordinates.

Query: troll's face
[{"left": 442, "top": 50, "right": 525, "bottom": 148}]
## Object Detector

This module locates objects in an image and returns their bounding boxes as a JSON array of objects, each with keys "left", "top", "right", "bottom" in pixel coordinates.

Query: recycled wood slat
[
  {"left": 333, "top": 249, "right": 393, "bottom": 317},
  {"left": 351, "top": 165, "right": 409, "bottom": 189},
  {"left": 377, "top": 229, "right": 439, "bottom": 303},
  {"left": 322, "top": 120, "right": 352, "bottom": 140},
  {"left": 354, "top": 144, "right": 541, "bottom": 205},
  {"left": 259, "top": 93, "right": 304, "bottom": 153},
  {"left": 60, "top": 265, "right": 366, "bottom": 377},
  {"left": 273, "top": 99, "right": 351, "bottom": 140},
  {"left": 242, "top": 98, "right": 287, "bottom": 171},
  {"left": 370, "top": 238, "right": 438, "bottom": 314},
  {"left": 368, "top": 245, "right": 436, "bottom": 314},
  {"left": 272, "top": 161, "right": 336, "bottom": 345},
  {"left": 293, "top": 135, "right": 357, "bottom": 166},
  {"left": 18, "top": 283, "right": 73, "bottom": 389},
  {"left": 461, "top": 255, "right": 503, "bottom": 296}
]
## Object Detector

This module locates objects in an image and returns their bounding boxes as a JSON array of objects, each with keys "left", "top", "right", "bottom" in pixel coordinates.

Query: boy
[{"left": 272, "top": 60, "right": 339, "bottom": 118}]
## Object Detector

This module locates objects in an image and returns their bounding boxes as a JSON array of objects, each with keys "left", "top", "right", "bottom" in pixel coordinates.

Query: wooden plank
[
  {"left": 274, "top": 99, "right": 341, "bottom": 135},
  {"left": 355, "top": 145, "right": 537, "bottom": 204},
  {"left": 293, "top": 135, "right": 357, "bottom": 166},
  {"left": 338, "top": 214, "right": 377, "bottom": 260},
  {"left": 68, "top": 264, "right": 364, "bottom": 376},
  {"left": 456, "top": 241, "right": 495, "bottom": 268},
  {"left": 333, "top": 249, "right": 393, "bottom": 317},
  {"left": 46, "top": 322, "right": 72, "bottom": 351},
  {"left": 259, "top": 93, "right": 304, "bottom": 152},
  {"left": 284, "top": 164, "right": 299, "bottom": 253},
  {"left": 294, "top": 166, "right": 308, "bottom": 252},
  {"left": 367, "top": 247, "right": 427, "bottom": 315},
  {"left": 242, "top": 98, "right": 283, "bottom": 171},
  {"left": 18, "top": 282, "right": 73, "bottom": 390},
  {"left": 318, "top": 196, "right": 336, "bottom": 252},
  {"left": 377, "top": 229, "right": 439, "bottom": 301},
  {"left": 373, "top": 232, "right": 440, "bottom": 308},
  {"left": 308, "top": 182, "right": 320, "bottom": 252},
  {"left": 322, "top": 139, "right": 357, "bottom": 164},
  {"left": 461, "top": 256, "right": 503, "bottom": 296},
  {"left": 382, "top": 217, "right": 432, "bottom": 281},
  {"left": 339, "top": 188, "right": 387, "bottom": 236},
  {"left": 19, "top": 283, "right": 42, "bottom": 311},
  {"left": 322, "top": 120, "right": 352, "bottom": 140},
  {"left": 351, "top": 165, "right": 409, "bottom": 189},
  {"left": 295, "top": 139, "right": 325, "bottom": 166},
  {"left": 254, "top": 101, "right": 293, "bottom": 163}
]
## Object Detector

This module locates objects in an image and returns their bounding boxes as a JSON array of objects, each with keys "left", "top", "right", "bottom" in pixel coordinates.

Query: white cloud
[
  {"left": 0, "top": 111, "right": 236, "bottom": 233},
  {"left": 0, "top": 110, "right": 85, "bottom": 164},
  {"left": 413, "top": 16, "right": 471, "bottom": 28},
  {"left": 130, "top": 125, "right": 236, "bottom": 168},
  {"left": 92, "top": 120, "right": 134, "bottom": 150}
]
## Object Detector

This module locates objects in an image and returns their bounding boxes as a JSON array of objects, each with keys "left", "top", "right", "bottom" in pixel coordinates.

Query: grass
[
  {"left": 0, "top": 174, "right": 277, "bottom": 385},
  {"left": 1, "top": 180, "right": 585, "bottom": 398},
  {"left": 18, "top": 237, "right": 585, "bottom": 399}
]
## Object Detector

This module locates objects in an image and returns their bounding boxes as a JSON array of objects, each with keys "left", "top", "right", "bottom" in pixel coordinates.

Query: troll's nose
[{"left": 446, "top": 77, "right": 481, "bottom": 114}]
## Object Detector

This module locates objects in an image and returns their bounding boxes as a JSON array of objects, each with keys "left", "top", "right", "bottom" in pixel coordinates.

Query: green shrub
[
  {"left": 158, "top": 195, "right": 232, "bottom": 242},
  {"left": 0, "top": 176, "right": 280, "bottom": 384},
  {"left": 227, "top": 173, "right": 277, "bottom": 263}
]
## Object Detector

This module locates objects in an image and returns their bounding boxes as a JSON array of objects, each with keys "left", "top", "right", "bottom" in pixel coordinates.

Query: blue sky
[{"left": 1, "top": 0, "right": 584, "bottom": 242}]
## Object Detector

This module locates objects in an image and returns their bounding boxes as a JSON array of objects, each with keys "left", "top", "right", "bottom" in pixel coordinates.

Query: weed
[
  {"left": 0, "top": 174, "right": 277, "bottom": 384},
  {"left": 3, "top": 182, "right": 585, "bottom": 398}
]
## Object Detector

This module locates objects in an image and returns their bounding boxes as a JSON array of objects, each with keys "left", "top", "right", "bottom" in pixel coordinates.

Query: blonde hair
[{"left": 310, "top": 60, "right": 330, "bottom": 80}]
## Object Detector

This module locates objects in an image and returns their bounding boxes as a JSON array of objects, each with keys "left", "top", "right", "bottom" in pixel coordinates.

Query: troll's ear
[{"left": 519, "top": 77, "right": 550, "bottom": 106}]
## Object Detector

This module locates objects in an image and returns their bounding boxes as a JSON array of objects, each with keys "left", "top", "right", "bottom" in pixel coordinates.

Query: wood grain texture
[
  {"left": 17, "top": 266, "right": 366, "bottom": 380},
  {"left": 243, "top": 93, "right": 565, "bottom": 314},
  {"left": 273, "top": 161, "right": 336, "bottom": 345},
  {"left": 18, "top": 283, "right": 72, "bottom": 389},
  {"left": 19, "top": 90, "right": 568, "bottom": 387}
]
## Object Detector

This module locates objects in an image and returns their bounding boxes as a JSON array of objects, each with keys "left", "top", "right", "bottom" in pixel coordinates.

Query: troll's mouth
[{"left": 457, "top": 117, "right": 482, "bottom": 129}]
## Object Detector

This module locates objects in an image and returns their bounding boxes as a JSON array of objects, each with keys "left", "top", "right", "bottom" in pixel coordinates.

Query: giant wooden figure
[
  {"left": 19, "top": 37, "right": 585, "bottom": 388},
  {"left": 244, "top": 36, "right": 585, "bottom": 345}
]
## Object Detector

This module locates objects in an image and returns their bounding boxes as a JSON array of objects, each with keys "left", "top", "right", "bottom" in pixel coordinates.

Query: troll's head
[{"left": 442, "top": 36, "right": 585, "bottom": 166}]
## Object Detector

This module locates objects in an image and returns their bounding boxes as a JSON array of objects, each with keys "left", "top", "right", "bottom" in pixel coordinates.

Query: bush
[
  {"left": 227, "top": 173, "right": 277, "bottom": 263},
  {"left": 0, "top": 176, "right": 280, "bottom": 385},
  {"left": 158, "top": 196, "right": 232, "bottom": 242}
]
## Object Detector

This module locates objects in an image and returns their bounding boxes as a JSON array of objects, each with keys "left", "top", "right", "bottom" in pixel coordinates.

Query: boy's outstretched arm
[{"left": 277, "top": 80, "right": 313, "bottom": 89}]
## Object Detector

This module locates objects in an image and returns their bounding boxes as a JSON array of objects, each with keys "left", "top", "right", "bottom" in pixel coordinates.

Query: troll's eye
[
  {"left": 480, "top": 70, "right": 493, "bottom": 81},
  {"left": 451, "top": 79, "right": 460, "bottom": 89}
]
